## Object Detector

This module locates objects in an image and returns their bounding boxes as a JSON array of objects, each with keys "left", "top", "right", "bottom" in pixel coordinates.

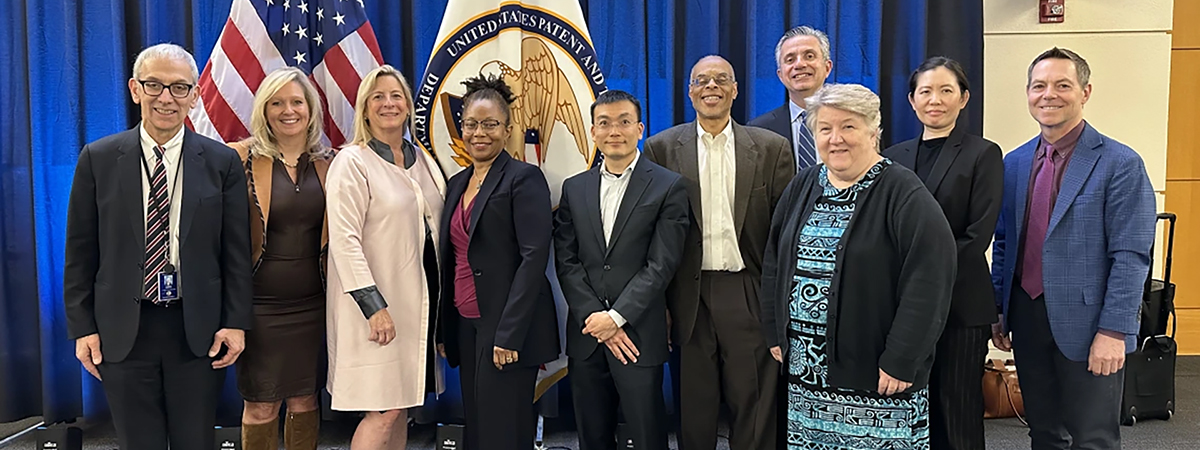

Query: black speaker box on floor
[
  {"left": 34, "top": 426, "right": 82, "bottom": 450},
  {"left": 436, "top": 423, "right": 465, "bottom": 450},
  {"left": 214, "top": 426, "right": 241, "bottom": 450}
]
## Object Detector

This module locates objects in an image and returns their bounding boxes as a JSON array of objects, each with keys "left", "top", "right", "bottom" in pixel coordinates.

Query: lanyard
[{"left": 140, "top": 146, "right": 183, "bottom": 269}]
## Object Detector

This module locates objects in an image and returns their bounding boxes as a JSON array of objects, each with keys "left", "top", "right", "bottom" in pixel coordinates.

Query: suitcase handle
[{"left": 1155, "top": 212, "right": 1176, "bottom": 284}]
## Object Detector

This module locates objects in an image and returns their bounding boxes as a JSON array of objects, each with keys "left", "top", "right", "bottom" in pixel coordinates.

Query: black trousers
[
  {"left": 1009, "top": 284, "right": 1124, "bottom": 450},
  {"left": 97, "top": 303, "right": 224, "bottom": 450},
  {"left": 569, "top": 345, "right": 666, "bottom": 450},
  {"left": 678, "top": 271, "right": 777, "bottom": 450},
  {"left": 929, "top": 325, "right": 991, "bottom": 450},
  {"left": 457, "top": 316, "right": 538, "bottom": 450}
]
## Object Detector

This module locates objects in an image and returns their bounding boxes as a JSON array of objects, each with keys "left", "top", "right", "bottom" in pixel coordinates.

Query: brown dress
[{"left": 237, "top": 158, "right": 326, "bottom": 402}]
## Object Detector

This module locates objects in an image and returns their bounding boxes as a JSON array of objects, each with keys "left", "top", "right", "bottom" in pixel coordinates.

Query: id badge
[{"left": 158, "top": 272, "right": 179, "bottom": 301}]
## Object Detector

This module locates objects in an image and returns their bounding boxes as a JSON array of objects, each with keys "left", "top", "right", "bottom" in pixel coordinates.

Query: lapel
[
  {"left": 1047, "top": 124, "right": 1102, "bottom": 235},
  {"left": 890, "top": 138, "right": 919, "bottom": 175},
  {"left": 177, "top": 130, "right": 205, "bottom": 247},
  {"left": 675, "top": 125, "right": 703, "bottom": 225},
  {"left": 771, "top": 105, "right": 793, "bottom": 147},
  {"left": 581, "top": 167, "right": 606, "bottom": 253},
  {"left": 605, "top": 161, "right": 651, "bottom": 257},
  {"left": 731, "top": 123, "right": 757, "bottom": 237},
  {"left": 315, "top": 157, "right": 330, "bottom": 250},
  {"left": 468, "top": 151, "right": 511, "bottom": 241},
  {"left": 924, "top": 125, "right": 967, "bottom": 196},
  {"left": 1012, "top": 136, "right": 1038, "bottom": 240},
  {"left": 251, "top": 154, "right": 273, "bottom": 231},
  {"left": 117, "top": 129, "right": 145, "bottom": 247}
]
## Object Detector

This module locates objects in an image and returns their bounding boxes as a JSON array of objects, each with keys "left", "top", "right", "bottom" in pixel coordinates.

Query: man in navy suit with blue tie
[
  {"left": 748, "top": 25, "right": 832, "bottom": 172},
  {"left": 990, "top": 48, "right": 1156, "bottom": 449}
]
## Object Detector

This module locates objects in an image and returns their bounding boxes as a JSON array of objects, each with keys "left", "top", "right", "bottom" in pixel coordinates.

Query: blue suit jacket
[{"left": 991, "top": 123, "right": 1155, "bottom": 361}]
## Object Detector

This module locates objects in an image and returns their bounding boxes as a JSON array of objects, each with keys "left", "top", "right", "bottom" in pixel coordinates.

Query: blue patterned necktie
[{"left": 795, "top": 110, "right": 818, "bottom": 170}]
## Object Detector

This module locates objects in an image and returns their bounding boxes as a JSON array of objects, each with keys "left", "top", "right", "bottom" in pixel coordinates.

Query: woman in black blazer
[
  {"left": 436, "top": 74, "right": 560, "bottom": 450},
  {"left": 882, "top": 57, "right": 1004, "bottom": 450}
]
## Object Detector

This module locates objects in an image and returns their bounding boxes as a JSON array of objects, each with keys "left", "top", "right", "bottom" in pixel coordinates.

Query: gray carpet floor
[{"left": 5, "top": 357, "right": 1199, "bottom": 449}]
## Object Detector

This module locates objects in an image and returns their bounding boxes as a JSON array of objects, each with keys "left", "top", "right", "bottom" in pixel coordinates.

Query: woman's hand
[
  {"left": 367, "top": 309, "right": 396, "bottom": 345},
  {"left": 437, "top": 343, "right": 447, "bottom": 359},
  {"left": 493, "top": 346, "right": 519, "bottom": 370},
  {"left": 877, "top": 368, "right": 912, "bottom": 396}
]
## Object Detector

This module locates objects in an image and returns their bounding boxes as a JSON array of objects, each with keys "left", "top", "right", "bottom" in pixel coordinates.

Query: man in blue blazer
[{"left": 991, "top": 48, "right": 1155, "bottom": 449}]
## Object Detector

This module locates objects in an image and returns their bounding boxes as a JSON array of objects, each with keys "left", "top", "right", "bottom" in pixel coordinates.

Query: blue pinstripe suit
[{"left": 991, "top": 122, "right": 1156, "bottom": 361}]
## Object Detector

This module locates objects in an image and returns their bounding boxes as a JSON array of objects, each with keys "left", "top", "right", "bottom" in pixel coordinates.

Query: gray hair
[
  {"left": 132, "top": 43, "right": 200, "bottom": 83},
  {"left": 804, "top": 84, "right": 883, "bottom": 150},
  {"left": 775, "top": 26, "right": 831, "bottom": 66}
]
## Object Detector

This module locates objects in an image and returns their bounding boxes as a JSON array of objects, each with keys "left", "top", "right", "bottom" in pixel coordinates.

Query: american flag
[{"left": 187, "top": 0, "right": 383, "bottom": 147}]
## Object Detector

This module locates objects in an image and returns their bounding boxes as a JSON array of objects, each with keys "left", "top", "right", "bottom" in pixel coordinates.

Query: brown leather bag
[{"left": 982, "top": 359, "right": 1027, "bottom": 425}]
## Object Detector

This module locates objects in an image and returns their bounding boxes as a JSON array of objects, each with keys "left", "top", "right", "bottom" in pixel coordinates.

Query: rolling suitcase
[{"left": 1121, "top": 212, "right": 1177, "bottom": 426}]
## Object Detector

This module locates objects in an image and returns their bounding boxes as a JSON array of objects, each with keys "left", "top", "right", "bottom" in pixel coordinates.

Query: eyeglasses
[
  {"left": 595, "top": 119, "right": 638, "bottom": 131},
  {"left": 137, "top": 80, "right": 195, "bottom": 98},
  {"left": 689, "top": 75, "right": 734, "bottom": 87},
  {"left": 462, "top": 119, "right": 505, "bottom": 132}
]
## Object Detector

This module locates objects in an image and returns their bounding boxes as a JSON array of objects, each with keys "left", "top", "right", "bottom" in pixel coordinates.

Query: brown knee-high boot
[
  {"left": 242, "top": 418, "right": 280, "bottom": 450},
  {"left": 284, "top": 410, "right": 320, "bottom": 450}
]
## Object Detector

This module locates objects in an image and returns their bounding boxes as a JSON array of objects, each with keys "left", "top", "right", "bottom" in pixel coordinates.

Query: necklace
[{"left": 472, "top": 171, "right": 487, "bottom": 189}]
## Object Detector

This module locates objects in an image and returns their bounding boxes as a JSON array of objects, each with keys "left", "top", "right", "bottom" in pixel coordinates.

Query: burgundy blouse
[{"left": 450, "top": 196, "right": 481, "bottom": 318}]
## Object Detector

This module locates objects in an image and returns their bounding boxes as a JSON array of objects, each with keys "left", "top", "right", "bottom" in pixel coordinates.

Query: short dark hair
[
  {"left": 1027, "top": 47, "right": 1090, "bottom": 88},
  {"left": 590, "top": 90, "right": 642, "bottom": 124},
  {"left": 908, "top": 56, "right": 970, "bottom": 95},
  {"left": 461, "top": 73, "right": 517, "bottom": 123}
]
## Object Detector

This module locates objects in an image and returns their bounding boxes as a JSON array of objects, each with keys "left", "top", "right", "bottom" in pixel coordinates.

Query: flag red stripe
[
  {"left": 320, "top": 46, "right": 363, "bottom": 113},
  {"left": 219, "top": 19, "right": 268, "bottom": 93},
  {"left": 310, "top": 74, "right": 347, "bottom": 147},
  {"left": 199, "top": 68, "right": 250, "bottom": 142},
  {"left": 357, "top": 22, "right": 385, "bottom": 65}
]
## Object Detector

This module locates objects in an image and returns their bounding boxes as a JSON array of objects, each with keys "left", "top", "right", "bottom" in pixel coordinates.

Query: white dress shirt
[
  {"left": 139, "top": 124, "right": 184, "bottom": 269},
  {"left": 696, "top": 121, "right": 745, "bottom": 272},
  {"left": 598, "top": 152, "right": 640, "bottom": 327}
]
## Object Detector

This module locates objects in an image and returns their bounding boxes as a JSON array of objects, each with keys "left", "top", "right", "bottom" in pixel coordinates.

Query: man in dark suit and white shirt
[
  {"left": 63, "top": 43, "right": 252, "bottom": 450},
  {"left": 748, "top": 26, "right": 833, "bottom": 172},
  {"left": 555, "top": 90, "right": 690, "bottom": 450},
  {"left": 644, "top": 56, "right": 794, "bottom": 450}
]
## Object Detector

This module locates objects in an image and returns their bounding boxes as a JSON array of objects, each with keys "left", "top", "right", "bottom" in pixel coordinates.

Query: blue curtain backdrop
[{"left": 0, "top": 0, "right": 982, "bottom": 425}]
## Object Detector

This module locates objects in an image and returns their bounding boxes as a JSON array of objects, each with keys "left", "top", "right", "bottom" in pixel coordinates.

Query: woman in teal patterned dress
[{"left": 759, "top": 84, "right": 958, "bottom": 449}]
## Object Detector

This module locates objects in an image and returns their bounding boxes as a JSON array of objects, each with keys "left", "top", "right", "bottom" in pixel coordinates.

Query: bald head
[{"left": 690, "top": 55, "right": 735, "bottom": 81}]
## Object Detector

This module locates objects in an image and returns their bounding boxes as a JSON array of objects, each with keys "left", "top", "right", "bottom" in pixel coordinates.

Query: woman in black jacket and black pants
[
  {"left": 759, "top": 83, "right": 957, "bottom": 449},
  {"left": 882, "top": 57, "right": 1004, "bottom": 450}
]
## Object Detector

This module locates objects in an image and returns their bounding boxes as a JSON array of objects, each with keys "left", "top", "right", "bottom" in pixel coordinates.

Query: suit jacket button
[
  {"left": 604, "top": 264, "right": 611, "bottom": 271},
  {"left": 133, "top": 297, "right": 140, "bottom": 303},
  {"left": 694, "top": 274, "right": 700, "bottom": 280},
  {"left": 474, "top": 270, "right": 482, "bottom": 276}
]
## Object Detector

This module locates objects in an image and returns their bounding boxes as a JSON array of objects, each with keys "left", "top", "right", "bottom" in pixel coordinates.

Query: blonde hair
[
  {"left": 247, "top": 67, "right": 326, "bottom": 160},
  {"left": 350, "top": 65, "right": 417, "bottom": 147}
]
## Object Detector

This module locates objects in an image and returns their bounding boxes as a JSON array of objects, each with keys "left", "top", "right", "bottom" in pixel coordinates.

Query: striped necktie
[
  {"left": 144, "top": 146, "right": 171, "bottom": 302},
  {"left": 795, "top": 110, "right": 818, "bottom": 170}
]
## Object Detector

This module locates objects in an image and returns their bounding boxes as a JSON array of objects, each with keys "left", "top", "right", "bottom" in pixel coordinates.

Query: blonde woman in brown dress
[
  {"left": 326, "top": 65, "right": 446, "bottom": 450},
  {"left": 228, "top": 67, "right": 332, "bottom": 450}
]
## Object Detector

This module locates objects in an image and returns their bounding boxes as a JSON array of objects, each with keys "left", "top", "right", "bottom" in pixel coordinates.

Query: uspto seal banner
[{"left": 414, "top": 1, "right": 607, "bottom": 205}]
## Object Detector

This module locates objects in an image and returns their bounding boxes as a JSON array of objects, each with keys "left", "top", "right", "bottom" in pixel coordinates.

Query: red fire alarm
[{"left": 1040, "top": 0, "right": 1065, "bottom": 23}]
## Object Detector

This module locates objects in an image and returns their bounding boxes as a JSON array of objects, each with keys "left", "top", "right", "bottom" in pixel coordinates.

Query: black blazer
[
  {"left": 438, "top": 151, "right": 560, "bottom": 368},
  {"left": 760, "top": 162, "right": 956, "bottom": 392},
  {"left": 63, "top": 128, "right": 253, "bottom": 362},
  {"left": 553, "top": 157, "right": 690, "bottom": 366},
  {"left": 882, "top": 125, "right": 1004, "bottom": 328},
  {"left": 642, "top": 121, "right": 794, "bottom": 346},
  {"left": 747, "top": 104, "right": 793, "bottom": 150}
]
